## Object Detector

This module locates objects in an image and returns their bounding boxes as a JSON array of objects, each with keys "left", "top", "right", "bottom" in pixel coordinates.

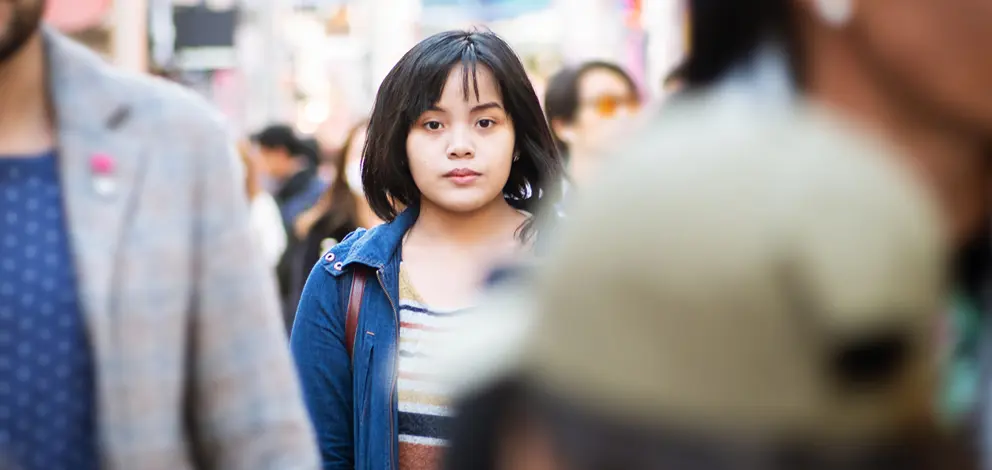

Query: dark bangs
[{"left": 362, "top": 29, "right": 564, "bottom": 239}]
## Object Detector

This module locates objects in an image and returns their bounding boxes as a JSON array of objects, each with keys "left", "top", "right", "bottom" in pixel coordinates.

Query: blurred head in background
[
  {"left": 0, "top": 0, "right": 43, "bottom": 64},
  {"left": 252, "top": 124, "right": 306, "bottom": 183},
  {"left": 678, "top": 0, "right": 992, "bottom": 248},
  {"left": 442, "top": 103, "right": 962, "bottom": 470},
  {"left": 544, "top": 61, "right": 640, "bottom": 187}
]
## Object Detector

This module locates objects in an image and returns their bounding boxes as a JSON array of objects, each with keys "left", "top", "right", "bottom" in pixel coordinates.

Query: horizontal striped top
[{"left": 397, "top": 264, "right": 468, "bottom": 470}]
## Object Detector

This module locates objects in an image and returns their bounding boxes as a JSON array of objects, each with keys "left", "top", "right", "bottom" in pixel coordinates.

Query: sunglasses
[{"left": 583, "top": 95, "right": 641, "bottom": 118}]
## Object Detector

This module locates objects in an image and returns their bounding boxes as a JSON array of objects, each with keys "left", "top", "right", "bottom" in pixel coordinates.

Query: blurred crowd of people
[{"left": 4, "top": 0, "right": 992, "bottom": 469}]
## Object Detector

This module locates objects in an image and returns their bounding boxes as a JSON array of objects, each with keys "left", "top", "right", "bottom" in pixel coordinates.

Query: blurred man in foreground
[
  {"left": 0, "top": 1, "right": 318, "bottom": 468},
  {"left": 439, "top": 101, "right": 970, "bottom": 469}
]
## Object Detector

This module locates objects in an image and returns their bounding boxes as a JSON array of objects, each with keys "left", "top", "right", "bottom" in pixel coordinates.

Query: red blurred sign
[{"left": 44, "top": 0, "right": 112, "bottom": 33}]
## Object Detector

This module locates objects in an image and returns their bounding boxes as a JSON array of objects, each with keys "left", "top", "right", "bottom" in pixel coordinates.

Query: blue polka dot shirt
[{"left": 0, "top": 152, "right": 98, "bottom": 470}]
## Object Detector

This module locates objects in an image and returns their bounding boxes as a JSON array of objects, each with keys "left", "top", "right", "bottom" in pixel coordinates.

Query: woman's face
[
  {"left": 837, "top": 0, "right": 992, "bottom": 133},
  {"left": 406, "top": 64, "right": 516, "bottom": 215},
  {"left": 555, "top": 68, "right": 640, "bottom": 158}
]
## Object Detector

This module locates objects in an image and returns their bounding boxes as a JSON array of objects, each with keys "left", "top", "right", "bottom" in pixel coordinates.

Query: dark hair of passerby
[
  {"left": 674, "top": 1, "right": 797, "bottom": 90},
  {"left": 444, "top": 376, "right": 977, "bottom": 470},
  {"left": 361, "top": 29, "right": 564, "bottom": 239},
  {"left": 253, "top": 124, "right": 305, "bottom": 157},
  {"left": 544, "top": 61, "right": 640, "bottom": 154}
]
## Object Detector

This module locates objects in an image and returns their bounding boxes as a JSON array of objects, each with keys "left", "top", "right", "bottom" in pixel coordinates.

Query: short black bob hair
[
  {"left": 675, "top": 0, "right": 800, "bottom": 90},
  {"left": 544, "top": 61, "right": 639, "bottom": 154},
  {"left": 361, "top": 29, "right": 564, "bottom": 237}
]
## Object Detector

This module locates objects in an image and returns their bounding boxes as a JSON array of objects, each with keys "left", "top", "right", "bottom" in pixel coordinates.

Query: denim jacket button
[
  {"left": 333, "top": 262, "right": 343, "bottom": 271},
  {"left": 324, "top": 252, "right": 335, "bottom": 262}
]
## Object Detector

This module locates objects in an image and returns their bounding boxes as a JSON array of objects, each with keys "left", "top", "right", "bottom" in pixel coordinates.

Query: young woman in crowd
[
  {"left": 671, "top": 0, "right": 992, "bottom": 460},
  {"left": 290, "top": 29, "right": 564, "bottom": 470}
]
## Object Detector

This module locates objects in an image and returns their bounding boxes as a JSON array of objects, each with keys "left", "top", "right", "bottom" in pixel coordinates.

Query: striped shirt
[{"left": 397, "top": 264, "right": 467, "bottom": 470}]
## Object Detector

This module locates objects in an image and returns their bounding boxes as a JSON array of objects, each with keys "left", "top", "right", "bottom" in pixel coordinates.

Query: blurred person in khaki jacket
[
  {"left": 440, "top": 101, "right": 969, "bottom": 470},
  {"left": 0, "top": 1, "right": 318, "bottom": 469},
  {"left": 670, "top": 0, "right": 992, "bottom": 458}
]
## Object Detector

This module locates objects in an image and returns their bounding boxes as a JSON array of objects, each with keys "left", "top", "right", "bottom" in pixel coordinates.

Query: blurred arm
[{"left": 189, "top": 116, "right": 319, "bottom": 469}]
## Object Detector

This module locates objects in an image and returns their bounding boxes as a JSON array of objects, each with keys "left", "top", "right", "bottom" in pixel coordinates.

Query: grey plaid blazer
[{"left": 42, "top": 27, "right": 318, "bottom": 469}]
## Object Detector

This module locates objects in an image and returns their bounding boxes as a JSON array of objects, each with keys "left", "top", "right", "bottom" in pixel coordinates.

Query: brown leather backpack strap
[{"left": 345, "top": 268, "right": 367, "bottom": 360}]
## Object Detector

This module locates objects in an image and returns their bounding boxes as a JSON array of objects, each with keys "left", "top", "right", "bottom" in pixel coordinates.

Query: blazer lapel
[{"left": 44, "top": 27, "right": 150, "bottom": 354}]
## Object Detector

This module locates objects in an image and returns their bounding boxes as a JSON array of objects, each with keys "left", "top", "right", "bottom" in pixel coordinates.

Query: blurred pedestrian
[
  {"left": 286, "top": 120, "right": 376, "bottom": 329},
  {"left": 0, "top": 3, "right": 318, "bottom": 469},
  {"left": 290, "top": 30, "right": 564, "bottom": 470},
  {"left": 252, "top": 124, "right": 326, "bottom": 227},
  {"left": 544, "top": 61, "right": 641, "bottom": 189},
  {"left": 442, "top": 102, "right": 969, "bottom": 470},
  {"left": 252, "top": 124, "right": 328, "bottom": 325},
  {"left": 239, "top": 140, "right": 288, "bottom": 269},
  {"left": 673, "top": 0, "right": 992, "bottom": 453}
]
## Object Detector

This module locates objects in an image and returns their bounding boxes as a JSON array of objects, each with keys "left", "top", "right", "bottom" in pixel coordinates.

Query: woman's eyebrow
[
  {"left": 471, "top": 102, "right": 503, "bottom": 113},
  {"left": 425, "top": 102, "right": 503, "bottom": 114}
]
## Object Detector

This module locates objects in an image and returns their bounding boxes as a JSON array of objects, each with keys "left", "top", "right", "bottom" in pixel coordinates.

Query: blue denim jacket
[{"left": 290, "top": 207, "right": 416, "bottom": 470}]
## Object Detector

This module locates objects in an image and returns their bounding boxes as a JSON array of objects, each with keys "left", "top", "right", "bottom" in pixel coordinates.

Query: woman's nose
[{"left": 447, "top": 127, "right": 474, "bottom": 159}]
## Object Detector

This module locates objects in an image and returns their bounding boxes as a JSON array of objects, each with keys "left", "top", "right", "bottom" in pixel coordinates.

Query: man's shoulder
[
  {"left": 47, "top": 28, "right": 228, "bottom": 138},
  {"left": 107, "top": 69, "right": 227, "bottom": 134}
]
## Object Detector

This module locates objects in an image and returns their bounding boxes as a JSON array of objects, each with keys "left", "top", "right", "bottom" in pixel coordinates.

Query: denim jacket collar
[
  {"left": 711, "top": 41, "right": 796, "bottom": 109},
  {"left": 336, "top": 203, "right": 561, "bottom": 274},
  {"left": 340, "top": 206, "right": 419, "bottom": 271}
]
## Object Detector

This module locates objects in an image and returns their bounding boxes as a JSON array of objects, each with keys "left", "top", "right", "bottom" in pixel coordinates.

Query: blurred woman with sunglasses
[{"left": 544, "top": 61, "right": 641, "bottom": 188}]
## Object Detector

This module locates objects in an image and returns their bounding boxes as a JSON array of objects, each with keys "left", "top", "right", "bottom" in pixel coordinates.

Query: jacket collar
[
  {"left": 341, "top": 206, "right": 419, "bottom": 270},
  {"left": 338, "top": 204, "right": 560, "bottom": 271},
  {"left": 710, "top": 41, "right": 796, "bottom": 109},
  {"left": 44, "top": 25, "right": 150, "bottom": 353}
]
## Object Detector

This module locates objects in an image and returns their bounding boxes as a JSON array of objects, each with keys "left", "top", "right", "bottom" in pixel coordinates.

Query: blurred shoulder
[{"left": 108, "top": 70, "right": 229, "bottom": 139}]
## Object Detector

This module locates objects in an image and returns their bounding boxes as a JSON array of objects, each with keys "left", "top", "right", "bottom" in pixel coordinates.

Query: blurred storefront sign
[
  {"left": 44, "top": 0, "right": 112, "bottom": 33},
  {"left": 422, "top": 0, "right": 552, "bottom": 22},
  {"left": 172, "top": 4, "right": 239, "bottom": 70},
  {"left": 294, "top": 0, "right": 348, "bottom": 10}
]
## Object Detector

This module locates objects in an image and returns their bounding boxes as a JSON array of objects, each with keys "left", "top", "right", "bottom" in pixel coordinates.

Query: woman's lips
[{"left": 444, "top": 168, "right": 481, "bottom": 185}]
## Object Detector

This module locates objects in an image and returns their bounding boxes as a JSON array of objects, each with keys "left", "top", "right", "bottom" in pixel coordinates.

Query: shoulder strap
[{"left": 345, "top": 268, "right": 368, "bottom": 360}]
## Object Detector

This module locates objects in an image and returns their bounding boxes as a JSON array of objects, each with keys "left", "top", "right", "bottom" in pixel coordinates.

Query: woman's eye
[
  {"left": 424, "top": 121, "right": 442, "bottom": 131},
  {"left": 478, "top": 119, "right": 496, "bottom": 129}
]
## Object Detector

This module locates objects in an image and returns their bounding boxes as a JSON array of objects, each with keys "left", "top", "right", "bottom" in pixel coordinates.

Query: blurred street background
[{"left": 47, "top": 0, "right": 687, "bottom": 151}]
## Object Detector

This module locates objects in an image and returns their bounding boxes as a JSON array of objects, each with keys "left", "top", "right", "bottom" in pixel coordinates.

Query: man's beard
[{"left": 0, "top": 1, "right": 44, "bottom": 65}]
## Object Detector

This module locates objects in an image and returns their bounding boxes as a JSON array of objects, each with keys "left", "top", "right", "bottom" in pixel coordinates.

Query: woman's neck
[{"left": 408, "top": 197, "right": 527, "bottom": 248}]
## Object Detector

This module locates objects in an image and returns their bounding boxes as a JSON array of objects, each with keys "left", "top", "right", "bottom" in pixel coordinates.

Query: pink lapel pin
[{"left": 89, "top": 153, "right": 117, "bottom": 197}]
